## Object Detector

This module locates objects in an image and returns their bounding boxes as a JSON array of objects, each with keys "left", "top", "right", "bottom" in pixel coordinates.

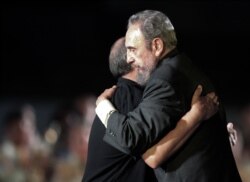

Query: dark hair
[{"left": 109, "top": 37, "right": 132, "bottom": 78}]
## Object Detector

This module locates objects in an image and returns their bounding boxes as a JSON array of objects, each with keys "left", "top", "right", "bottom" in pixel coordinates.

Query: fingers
[
  {"left": 227, "top": 122, "right": 234, "bottom": 132},
  {"left": 227, "top": 122, "right": 237, "bottom": 146},
  {"left": 96, "top": 85, "right": 117, "bottom": 106},
  {"left": 206, "top": 92, "right": 215, "bottom": 99},
  {"left": 206, "top": 92, "right": 219, "bottom": 106},
  {"left": 191, "top": 85, "right": 203, "bottom": 105},
  {"left": 106, "top": 85, "right": 117, "bottom": 96},
  {"left": 194, "top": 85, "right": 203, "bottom": 97}
]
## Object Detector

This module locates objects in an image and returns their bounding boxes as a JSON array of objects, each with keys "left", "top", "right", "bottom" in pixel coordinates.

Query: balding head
[{"left": 109, "top": 37, "right": 132, "bottom": 78}]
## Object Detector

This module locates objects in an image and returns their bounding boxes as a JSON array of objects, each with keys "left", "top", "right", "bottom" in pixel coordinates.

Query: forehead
[{"left": 125, "top": 24, "right": 145, "bottom": 47}]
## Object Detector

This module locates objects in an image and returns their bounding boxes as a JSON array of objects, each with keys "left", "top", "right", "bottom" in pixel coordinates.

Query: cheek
[
  {"left": 137, "top": 52, "right": 147, "bottom": 64},
  {"left": 142, "top": 54, "right": 154, "bottom": 67}
]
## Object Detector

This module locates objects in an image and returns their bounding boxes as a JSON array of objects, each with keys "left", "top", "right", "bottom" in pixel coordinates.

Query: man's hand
[
  {"left": 227, "top": 122, "right": 237, "bottom": 146},
  {"left": 96, "top": 85, "right": 117, "bottom": 106},
  {"left": 190, "top": 85, "right": 219, "bottom": 121}
]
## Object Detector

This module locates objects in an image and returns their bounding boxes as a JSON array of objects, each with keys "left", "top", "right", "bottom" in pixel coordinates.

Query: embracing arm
[
  {"left": 96, "top": 79, "right": 184, "bottom": 155},
  {"left": 142, "top": 110, "right": 200, "bottom": 168},
  {"left": 142, "top": 86, "right": 219, "bottom": 168}
]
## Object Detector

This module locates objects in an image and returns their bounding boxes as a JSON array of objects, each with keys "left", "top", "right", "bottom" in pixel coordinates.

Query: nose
[
  {"left": 127, "top": 57, "right": 135, "bottom": 64},
  {"left": 127, "top": 52, "right": 135, "bottom": 64}
]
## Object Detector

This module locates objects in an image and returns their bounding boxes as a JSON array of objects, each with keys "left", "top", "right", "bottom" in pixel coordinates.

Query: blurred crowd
[
  {"left": 0, "top": 94, "right": 96, "bottom": 182},
  {"left": 0, "top": 94, "right": 250, "bottom": 182}
]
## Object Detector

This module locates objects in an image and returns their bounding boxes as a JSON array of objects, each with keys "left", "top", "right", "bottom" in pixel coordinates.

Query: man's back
[{"left": 83, "top": 78, "right": 156, "bottom": 182}]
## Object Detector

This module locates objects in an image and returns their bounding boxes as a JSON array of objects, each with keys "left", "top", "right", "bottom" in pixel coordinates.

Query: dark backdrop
[{"left": 1, "top": 1, "right": 250, "bottom": 105}]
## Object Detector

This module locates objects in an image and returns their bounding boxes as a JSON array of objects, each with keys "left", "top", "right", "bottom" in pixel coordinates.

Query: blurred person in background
[
  {"left": 0, "top": 104, "right": 51, "bottom": 182},
  {"left": 48, "top": 95, "right": 96, "bottom": 182},
  {"left": 72, "top": 94, "right": 96, "bottom": 143}
]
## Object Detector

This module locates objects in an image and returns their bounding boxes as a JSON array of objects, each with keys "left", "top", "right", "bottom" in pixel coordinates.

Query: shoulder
[
  {"left": 114, "top": 78, "right": 143, "bottom": 97},
  {"left": 150, "top": 52, "right": 193, "bottom": 82},
  {"left": 111, "top": 78, "right": 143, "bottom": 113}
]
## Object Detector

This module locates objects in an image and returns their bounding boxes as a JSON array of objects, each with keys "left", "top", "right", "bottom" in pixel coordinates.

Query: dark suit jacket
[
  {"left": 83, "top": 78, "right": 157, "bottom": 182},
  {"left": 104, "top": 49, "right": 241, "bottom": 182}
]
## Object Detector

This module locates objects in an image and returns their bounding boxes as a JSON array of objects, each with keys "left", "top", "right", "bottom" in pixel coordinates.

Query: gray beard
[
  {"left": 136, "top": 71, "right": 150, "bottom": 86},
  {"left": 136, "top": 63, "right": 157, "bottom": 86}
]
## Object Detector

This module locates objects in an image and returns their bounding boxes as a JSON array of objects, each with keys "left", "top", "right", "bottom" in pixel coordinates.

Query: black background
[{"left": 1, "top": 0, "right": 250, "bottom": 106}]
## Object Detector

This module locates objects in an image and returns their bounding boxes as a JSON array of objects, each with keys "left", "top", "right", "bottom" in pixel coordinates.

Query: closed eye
[{"left": 127, "top": 47, "right": 136, "bottom": 53}]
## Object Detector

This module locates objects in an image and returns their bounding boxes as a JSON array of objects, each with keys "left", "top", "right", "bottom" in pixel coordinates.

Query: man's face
[{"left": 125, "top": 24, "right": 157, "bottom": 85}]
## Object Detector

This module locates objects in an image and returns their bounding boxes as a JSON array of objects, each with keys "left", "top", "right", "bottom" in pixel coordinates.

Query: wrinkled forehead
[{"left": 125, "top": 25, "right": 144, "bottom": 47}]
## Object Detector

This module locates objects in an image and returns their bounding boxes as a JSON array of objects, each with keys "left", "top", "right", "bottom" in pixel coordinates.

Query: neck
[
  {"left": 122, "top": 71, "right": 137, "bottom": 82},
  {"left": 159, "top": 46, "right": 175, "bottom": 60}
]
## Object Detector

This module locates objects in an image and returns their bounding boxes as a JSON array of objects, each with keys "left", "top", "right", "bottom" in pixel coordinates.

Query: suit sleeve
[{"left": 103, "top": 78, "right": 184, "bottom": 156}]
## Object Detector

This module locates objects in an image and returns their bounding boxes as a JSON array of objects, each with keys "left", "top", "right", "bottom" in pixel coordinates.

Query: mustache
[{"left": 131, "top": 64, "right": 143, "bottom": 70}]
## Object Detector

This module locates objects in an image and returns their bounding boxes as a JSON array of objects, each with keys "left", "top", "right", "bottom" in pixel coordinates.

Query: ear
[{"left": 152, "top": 38, "right": 164, "bottom": 57}]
